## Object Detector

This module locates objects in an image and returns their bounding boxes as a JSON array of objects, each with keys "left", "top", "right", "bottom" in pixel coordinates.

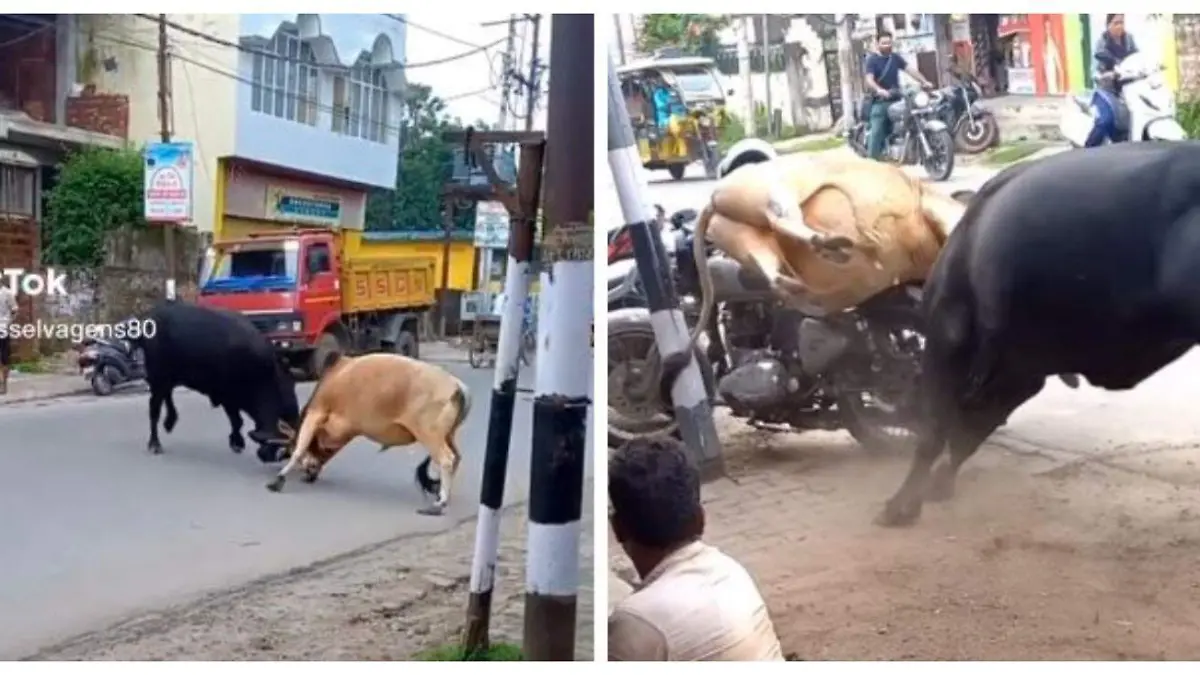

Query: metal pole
[
  {"left": 156, "top": 14, "right": 177, "bottom": 300},
  {"left": 606, "top": 53, "right": 725, "bottom": 474},
  {"left": 497, "top": 15, "right": 518, "bottom": 132},
  {"left": 524, "top": 14, "right": 592, "bottom": 662},
  {"left": 613, "top": 14, "right": 626, "bottom": 65},
  {"left": 439, "top": 199, "right": 455, "bottom": 339},
  {"left": 462, "top": 141, "right": 544, "bottom": 655},
  {"left": 760, "top": 14, "right": 772, "bottom": 137},
  {"left": 737, "top": 16, "right": 756, "bottom": 136},
  {"left": 523, "top": 14, "right": 542, "bottom": 133}
]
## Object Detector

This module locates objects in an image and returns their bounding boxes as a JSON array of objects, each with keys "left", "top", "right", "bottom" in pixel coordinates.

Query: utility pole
[
  {"left": 736, "top": 16, "right": 755, "bottom": 137},
  {"left": 607, "top": 52, "right": 725, "bottom": 476},
  {"left": 835, "top": 14, "right": 857, "bottom": 135},
  {"left": 522, "top": 14, "right": 542, "bottom": 133},
  {"left": 497, "top": 15, "right": 518, "bottom": 131},
  {"left": 613, "top": 14, "right": 626, "bottom": 65},
  {"left": 156, "top": 14, "right": 177, "bottom": 300},
  {"left": 524, "top": 13, "right": 591, "bottom": 662},
  {"left": 760, "top": 14, "right": 772, "bottom": 138}
]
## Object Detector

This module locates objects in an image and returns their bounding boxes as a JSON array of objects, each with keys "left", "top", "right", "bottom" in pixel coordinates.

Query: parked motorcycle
[
  {"left": 607, "top": 206, "right": 699, "bottom": 311},
  {"left": 848, "top": 87, "right": 956, "bottom": 181},
  {"left": 1058, "top": 52, "right": 1188, "bottom": 146},
  {"left": 608, "top": 206, "right": 927, "bottom": 451},
  {"left": 933, "top": 73, "right": 1000, "bottom": 154},
  {"left": 77, "top": 334, "right": 145, "bottom": 396}
]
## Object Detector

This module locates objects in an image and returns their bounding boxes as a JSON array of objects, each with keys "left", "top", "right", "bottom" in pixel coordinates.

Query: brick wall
[
  {"left": 0, "top": 21, "right": 57, "bottom": 123},
  {"left": 65, "top": 85, "right": 130, "bottom": 139}
]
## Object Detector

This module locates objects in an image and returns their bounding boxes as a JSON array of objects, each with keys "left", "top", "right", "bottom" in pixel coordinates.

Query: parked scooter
[
  {"left": 1059, "top": 52, "right": 1188, "bottom": 146},
  {"left": 77, "top": 333, "right": 146, "bottom": 396}
]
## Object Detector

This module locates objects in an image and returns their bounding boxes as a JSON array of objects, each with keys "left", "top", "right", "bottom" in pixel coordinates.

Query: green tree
[
  {"left": 365, "top": 83, "right": 488, "bottom": 233},
  {"left": 637, "top": 14, "right": 731, "bottom": 55},
  {"left": 43, "top": 146, "right": 146, "bottom": 266}
]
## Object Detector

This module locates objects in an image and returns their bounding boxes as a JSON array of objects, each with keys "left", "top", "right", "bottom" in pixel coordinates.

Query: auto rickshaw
[{"left": 618, "top": 55, "right": 731, "bottom": 180}]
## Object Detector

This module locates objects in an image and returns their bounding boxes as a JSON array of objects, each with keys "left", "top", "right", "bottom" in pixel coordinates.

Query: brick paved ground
[{"left": 33, "top": 496, "right": 595, "bottom": 661}]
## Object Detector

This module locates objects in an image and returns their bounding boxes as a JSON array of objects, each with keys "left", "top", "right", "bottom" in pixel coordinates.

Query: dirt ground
[
  {"left": 609, "top": 411, "right": 1200, "bottom": 661},
  {"left": 30, "top": 501, "right": 594, "bottom": 661}
]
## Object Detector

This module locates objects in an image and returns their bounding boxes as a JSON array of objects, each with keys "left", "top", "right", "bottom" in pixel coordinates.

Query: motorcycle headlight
[{"left": 913, "top": 91, "right": 930, "bottom": 109}]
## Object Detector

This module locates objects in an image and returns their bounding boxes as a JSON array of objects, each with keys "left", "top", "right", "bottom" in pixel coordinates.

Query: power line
[
  {"left": 381, "top": 14, "right": 497, "bottom": 51},
  {"left": 134, "top": 14, "right": 504, "bottom": 70}
]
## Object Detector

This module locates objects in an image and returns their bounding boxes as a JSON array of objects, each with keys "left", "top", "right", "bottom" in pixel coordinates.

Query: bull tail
[
  {"left": 655, "top": 199, "right": 718, "bottom": 410},
  {"left": 450, "top": 379, "right": 472, "bottom": 435}
]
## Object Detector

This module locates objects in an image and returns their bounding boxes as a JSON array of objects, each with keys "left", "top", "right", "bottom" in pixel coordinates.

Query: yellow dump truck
[{"left": 197, "top": 225, "right": 439, "bottom": 378}]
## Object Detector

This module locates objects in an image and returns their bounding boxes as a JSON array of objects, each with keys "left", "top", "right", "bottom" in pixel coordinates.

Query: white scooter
[{"left": 1059, "top": 52, "right": 1188, "bottom": 147}]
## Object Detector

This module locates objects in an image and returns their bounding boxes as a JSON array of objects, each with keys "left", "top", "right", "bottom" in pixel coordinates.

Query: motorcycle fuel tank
[{"left": 706, "top": 256, "right": 776, "bottom": 304}]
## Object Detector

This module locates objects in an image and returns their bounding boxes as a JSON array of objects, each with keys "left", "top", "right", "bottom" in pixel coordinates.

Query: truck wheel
[
  {"left": 308, "top": 332, "right": 342, "bottom": 381},
  {"left": 395, "top": 327, "right": 419, "bottom": 359}
]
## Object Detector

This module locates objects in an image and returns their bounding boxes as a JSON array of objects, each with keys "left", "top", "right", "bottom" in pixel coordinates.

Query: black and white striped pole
[
  {"left": 605, "top": 50, "right": 725, "bottom": 474},
  {"left": 462, "top": 140, "right": 546, "bottom": 654},
  {"left": 523, "top": 14, "right": 592, "bottom": 661}
]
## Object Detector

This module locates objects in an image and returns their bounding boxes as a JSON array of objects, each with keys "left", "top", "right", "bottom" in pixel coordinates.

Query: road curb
[{"left": 0, "top": 384, "right": 94, "bottom": 407}]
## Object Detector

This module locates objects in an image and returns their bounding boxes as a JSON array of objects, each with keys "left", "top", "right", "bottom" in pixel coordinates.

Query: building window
[
  {"left": 250, "top": 28, "right": 319, "bottom": 127},
  {"left": 0, "top": 164, "right": 36, "bottom": 219},
  {"left": 332, "top": 62, "right": 388, "bottom": 144}
]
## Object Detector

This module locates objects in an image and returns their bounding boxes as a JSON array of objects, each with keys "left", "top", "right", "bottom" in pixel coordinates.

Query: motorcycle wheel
[
  {"left": 922, "top": 128, "right": 956, "bottom": 182},
  {"left": 91, "top": 366, "right": 117, "bottom": 396},
  {"left": 607, "top": 320, "right": 715, "bottom": 447},
  {"left": 955, "top": 114, "right": 1000, "bottom": 154},
  {"left": 836, "top": 294, "right": 926, "bottom": 454}
]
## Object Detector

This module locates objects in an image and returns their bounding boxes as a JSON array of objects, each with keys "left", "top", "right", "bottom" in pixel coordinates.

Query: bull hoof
[
  {"left": 926, "top": 465, "right": 957, "bottom": 503},
  {"left": 148, "top": 441, "right": 164, "bottom": 455},
  {"left": 229, "top": 435, "right": 245, "bottom": 454},
  {"left": 417, "top": 503, "right": 446, "bottom": 517},
  {"left": 302, "top": 468, "right": 320, "bottom": 483},
  {"left": 265, "top": 476, "right": 285, "bottom": 493},
  {"left": 164, "top": 415, "right": 178, "bottom": 433},
  {"left": 874, "top": 497, "right": 923, "bottom": 528}
]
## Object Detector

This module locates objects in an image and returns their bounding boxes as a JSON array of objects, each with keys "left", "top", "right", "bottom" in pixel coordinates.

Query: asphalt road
[{"left": 0, "top": 359, "right": 593, "bottom": 659}]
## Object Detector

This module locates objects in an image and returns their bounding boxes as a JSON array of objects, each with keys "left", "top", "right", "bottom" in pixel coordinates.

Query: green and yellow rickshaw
[{"left": 617, "top": 55, "right": 732, "bottom": 180}]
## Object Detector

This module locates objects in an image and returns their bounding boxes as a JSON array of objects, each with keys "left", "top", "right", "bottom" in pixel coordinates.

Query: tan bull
[
  {"left": 265, "top": 352, "right": 472, "bottom": 516},
  {"left": 659, "top": 153, "right": 969, "bottom": 393}
]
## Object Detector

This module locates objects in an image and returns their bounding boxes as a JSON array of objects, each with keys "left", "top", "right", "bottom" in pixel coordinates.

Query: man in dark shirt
[{"left": 863, "top": 31, "right": 934, "bottom": 160}]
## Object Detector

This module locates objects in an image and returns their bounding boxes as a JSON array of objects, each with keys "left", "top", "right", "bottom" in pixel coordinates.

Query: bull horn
[
  {"left": 277, "top": 419, "right": 296, "bottom": 440},
  {"left": 950, "top": 190, "right": 977, "bottom": 205}
]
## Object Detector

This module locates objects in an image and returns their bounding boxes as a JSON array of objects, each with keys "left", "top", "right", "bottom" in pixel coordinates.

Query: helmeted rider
[{"left": 1086, "top": 14, "right": 1139, "bottom": 147}]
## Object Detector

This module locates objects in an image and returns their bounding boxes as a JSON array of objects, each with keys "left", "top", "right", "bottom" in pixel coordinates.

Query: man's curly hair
[{"left": 608, "top": 437, "right": 702, "bottom": 548}]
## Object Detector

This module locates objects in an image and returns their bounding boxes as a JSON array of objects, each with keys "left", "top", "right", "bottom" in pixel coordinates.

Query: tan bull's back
[
  {"left": 706, "top": 152, "right": 958, "bottom": 313},
  {"left": 313, "top": 353, "right": 465, "bottom": 445}
]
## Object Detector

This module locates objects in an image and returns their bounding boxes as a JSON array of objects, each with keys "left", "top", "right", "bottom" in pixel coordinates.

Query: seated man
[{"left": 608, "top": 437, "right": 784, "bottom": 661}]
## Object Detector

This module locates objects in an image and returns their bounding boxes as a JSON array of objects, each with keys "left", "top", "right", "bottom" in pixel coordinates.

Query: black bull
[
  {"left": 879, "top": 141, "right": 1200, "bottom": 527},
  {"left": 138, "top": 301, "right": 300, "bottom": 462}
]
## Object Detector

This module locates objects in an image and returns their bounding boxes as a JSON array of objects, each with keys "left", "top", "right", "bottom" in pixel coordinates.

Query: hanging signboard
[
  {"left": 143, "top": 142, "right": 194, "bottom": 223},
  {"left": 474, "top": 200, "right": 510, "bottom": 249}
]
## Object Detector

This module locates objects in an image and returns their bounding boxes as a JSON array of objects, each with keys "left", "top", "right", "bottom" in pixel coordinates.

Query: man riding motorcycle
[
  {"left": 863, "top": 30, "right": 934, "bottom": 161},
  {"left": 1085, "top": 14, "right": 1138, "bottom": 147}
]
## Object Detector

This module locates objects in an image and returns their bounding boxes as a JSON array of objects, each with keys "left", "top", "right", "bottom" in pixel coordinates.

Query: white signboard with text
[{"left": 143, "top": 142, "right": 194, "bottom": 223}]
